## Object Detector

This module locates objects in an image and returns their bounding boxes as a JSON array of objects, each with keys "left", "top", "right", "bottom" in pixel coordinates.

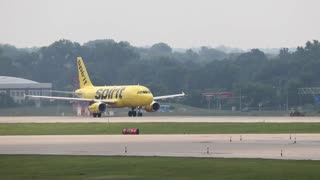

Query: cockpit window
[{"left": 137, "top": 91, "right": 151, "bottom": 94}]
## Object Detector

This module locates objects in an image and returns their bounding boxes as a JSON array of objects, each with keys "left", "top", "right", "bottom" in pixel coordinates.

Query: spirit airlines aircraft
[{"left": 26, "top": 57, "right": 185, "bottom": 117}]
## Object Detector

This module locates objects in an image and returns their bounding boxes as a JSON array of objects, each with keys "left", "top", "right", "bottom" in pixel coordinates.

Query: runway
[
  {"left": 1, "top": 116, "right": 319, "bottom": 160},
  {"left": 0, "top": 134, "right": 319, "bottom": 160},
  {"left": 1, "top": 116, "right": 320, "bottom": 123}
]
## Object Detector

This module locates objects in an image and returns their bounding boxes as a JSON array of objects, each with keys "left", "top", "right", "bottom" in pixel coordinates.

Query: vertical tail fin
[{"left": 77, "top": 57, "right": 93, "bottom": 88}]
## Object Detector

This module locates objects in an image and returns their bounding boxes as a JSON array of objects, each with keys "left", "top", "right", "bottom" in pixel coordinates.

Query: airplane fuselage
[{"left": 75, "top": 85, "right": 154, "bottom": 108}]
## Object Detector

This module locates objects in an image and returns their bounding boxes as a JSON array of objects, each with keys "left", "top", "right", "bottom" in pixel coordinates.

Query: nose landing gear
[{"left": 128, "top": 107, "right": 143, "bottom": 117}]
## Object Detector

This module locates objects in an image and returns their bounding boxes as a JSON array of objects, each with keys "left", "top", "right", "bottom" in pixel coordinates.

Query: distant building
[{"left": 0, "top": 76, "right": 52, "bottom": 106}]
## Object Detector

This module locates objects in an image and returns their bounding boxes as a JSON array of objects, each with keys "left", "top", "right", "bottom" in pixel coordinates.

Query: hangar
[{"left": 0, "top": 76, "right": 52, "bottom": 106}]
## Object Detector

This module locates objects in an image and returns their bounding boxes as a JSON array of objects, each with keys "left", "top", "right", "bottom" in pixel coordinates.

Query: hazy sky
[{"left": 1, "top": 0, "right": 319, "bottom": 49}]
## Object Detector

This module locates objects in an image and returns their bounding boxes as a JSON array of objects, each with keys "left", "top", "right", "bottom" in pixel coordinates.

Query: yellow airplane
[{"left": 26, "top": 57, "right": 185, "bottom": 117}]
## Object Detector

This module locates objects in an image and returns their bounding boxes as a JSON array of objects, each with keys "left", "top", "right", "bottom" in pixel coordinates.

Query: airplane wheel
[
  {"left": 132, "top": 111, "right": 137, "bottom": 117},
  {"left": 98, "top": 113, "right": 101, "bottom": 117},
  {"left": 93, "top": 113, "right": 97, "bottom": 118},
  {"left": 138, "top": 112, "right": 143, "bottom": 117},
  {"left": 128, "top": 111, "right": 133, "bottom": 117}
]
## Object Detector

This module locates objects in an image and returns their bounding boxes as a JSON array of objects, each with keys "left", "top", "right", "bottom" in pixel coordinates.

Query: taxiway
[{"left": 1, "top": 116, "right": 320, "bottom": 123}]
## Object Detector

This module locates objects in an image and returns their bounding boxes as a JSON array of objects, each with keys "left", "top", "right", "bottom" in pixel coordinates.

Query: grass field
[
  {"left": 1, "top": 122, "right": 320, "bottom": 135},
  {"left": 0, "top": 155, "right": 319, "bottom": 180}
]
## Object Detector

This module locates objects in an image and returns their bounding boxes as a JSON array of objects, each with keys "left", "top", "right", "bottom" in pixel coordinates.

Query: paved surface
[
  {"left": 1, "top": 116, "right": 320, "bottom": 123},
  {"left": 0, "top": 134, "right": 319, "bottom": 160}
]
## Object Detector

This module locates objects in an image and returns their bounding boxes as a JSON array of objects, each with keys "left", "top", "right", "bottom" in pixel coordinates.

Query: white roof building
[{"left": 0, "top": 76, "right": 52, "bottom": 105}]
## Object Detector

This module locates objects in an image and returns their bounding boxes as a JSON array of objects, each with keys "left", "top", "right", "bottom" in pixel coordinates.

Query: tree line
[{"left": 1, "top": 39, "right": 320, "bottom": 110}]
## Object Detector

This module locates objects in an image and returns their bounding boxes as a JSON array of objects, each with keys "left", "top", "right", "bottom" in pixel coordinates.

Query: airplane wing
[
  {"left": 25, "top": 95, "right": 116, "bottom": 104},
  {"left": 153, "top": 92, "right": 185, "bottom": 100},
  {"left": 50, "top": 90, "right": 77, "bottom": 95}
]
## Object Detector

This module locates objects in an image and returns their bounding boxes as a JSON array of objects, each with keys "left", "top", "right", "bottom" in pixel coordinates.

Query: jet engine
[
  {"left": 88, "top": 102, "right": 107, "bottom": 113},
  {"left": 144, "top": 101, "right": 160, "bottom": 112}
]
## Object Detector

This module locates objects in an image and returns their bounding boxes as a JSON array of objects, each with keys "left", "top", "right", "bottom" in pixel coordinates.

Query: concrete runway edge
[{"left": 1, "top": 116, "right": 320, "bottom": 123}]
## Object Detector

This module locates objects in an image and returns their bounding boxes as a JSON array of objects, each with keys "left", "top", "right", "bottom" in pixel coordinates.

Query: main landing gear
[
  {"left": 128, "top": 107, "right": 143, "bottom": 117},
  {"left": 93, "top": 113, "right": 102, "bottom": 118}
]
